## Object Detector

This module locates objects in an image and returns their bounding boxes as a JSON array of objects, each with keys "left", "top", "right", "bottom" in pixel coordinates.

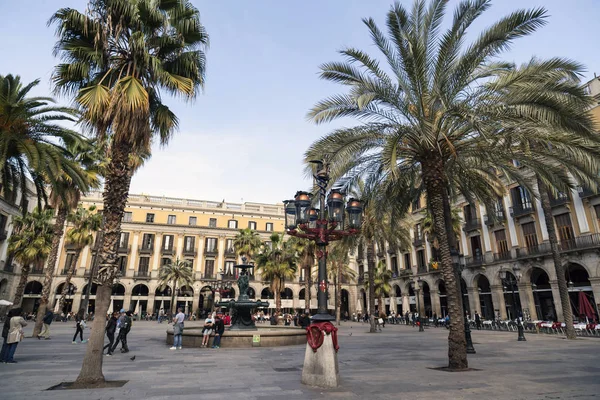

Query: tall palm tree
[
  {"left": 50, "top": 0, "right": 208, "bottom": 384},
  {"left": 305, "top": 0, "right": 598, "bottom": 369},
  {"left": 233, "top": 228, "right": 262, "bottom": 262},
  {"left": 255, "top": 233, "right": 297, "bottom": 315},
  {"left": 364, "top": 260, "right": 393, "bottom": 318},
  {"left": 287, "top": 236, "right": 316, "bottom": 312},
  {"left": 0, "top": 74, "right": 85, "bottom": 210},
  {"left": 422, "top": 206, "right": 462, "bottom": 253},
  {"left": 57, "top": 205, "right": 103, "bottom": 311},
  {"left": 158, "top": 258, "right": 194, "bottom": 316},
  {"left": 8, "top": 208, "right": 54, "bottom": 307},
  {"left": 327, "top": 242, "right": 356, "bottom": 324}
]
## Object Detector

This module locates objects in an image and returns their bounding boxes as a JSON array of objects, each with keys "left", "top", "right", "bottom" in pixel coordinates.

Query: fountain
[
  {"left": 215, "top": 259, "right": 268, "bottom": 330},
  {"left": 166, "top": 257, "right": 306, "bottom": 347}
]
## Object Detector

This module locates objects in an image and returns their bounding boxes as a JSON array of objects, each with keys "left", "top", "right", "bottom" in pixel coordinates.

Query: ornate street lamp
[
  {"left": 499, "top": 265, "right": 526, "bottom": 341},
  {"left": 414, "top": 278, "right": 425, "bottom": 332},
  {"left": 452, "top": 249, "right": 476, "bottom": 354},
  {"left": 285, "top": 159, "right": 362, "bottom": 388}
]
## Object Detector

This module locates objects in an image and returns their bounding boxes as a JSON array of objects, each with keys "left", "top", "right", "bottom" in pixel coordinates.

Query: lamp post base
[
  {"left": 517, "top": 325, "right": 526, "bottom": 341},
  {"left": 301, "top": 335, "right": 340, "bottom": 388},
  {"left": 311, "top": 313, "right": 335, "bottom": 322}
]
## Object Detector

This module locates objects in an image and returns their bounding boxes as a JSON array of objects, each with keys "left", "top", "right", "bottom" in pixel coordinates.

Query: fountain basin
[{"left": 166, "top": 323, "right": 307, "bottom": 348}]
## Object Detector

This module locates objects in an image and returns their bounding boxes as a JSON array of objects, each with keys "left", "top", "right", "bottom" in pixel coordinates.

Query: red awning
[{"left": 577, "top": 291, "right": 597, "bottom": 321}]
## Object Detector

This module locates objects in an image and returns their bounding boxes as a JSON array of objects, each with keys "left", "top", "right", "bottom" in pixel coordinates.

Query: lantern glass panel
[
  {"left": 294, "top": 192, "right": 311, "bottom": 224},
  {"left": 285, "top": 201, "right": 296, "bottom": 229},
  {"left": 346, "top": 199, "right": 363, "bottom": 229},
  {"left": 309, "top": 208, "right": 318, "bottom": 229}
]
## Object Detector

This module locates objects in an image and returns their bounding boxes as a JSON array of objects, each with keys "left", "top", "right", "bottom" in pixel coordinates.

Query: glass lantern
[
  {"left": 284, "top": 200, "right": 297, "bottom": 230},
  {"left": 346, "top": 198, "right": 363, "bottom": 229},
  {"left": 327, "top": 189, "right": 345, "bottom": 230},
  {"left": 294, "top": 191, "right": 312, "bottom": 224},
  {"left": 308, "top": 207, "right": 318, "bottom": 229}
]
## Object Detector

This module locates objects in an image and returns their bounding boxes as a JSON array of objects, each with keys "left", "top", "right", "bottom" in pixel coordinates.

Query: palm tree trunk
[
  {"left": 33, "top": 206, "right": 68, "bottom": 337},
  {"left": 537, "top": 177, "right": 576, "bottom": 339},
  {"left": 423, "top": 157, "right": 468, "bottom": 370},
  {"left": 75, "top": 141, "right": 132, "bottom": 386},
  {"left": 366, "top": 240, "right": 377, "bottom": 333},
  {"left": 12, "top": 265, "right": 31, "bottom": 307},
  {"left": 276, "top": 291, "right": 282, "bottom": 316},
  {"left": 170, "top": 280, "right": 177, "bottom": 317},
  {"left": 59, "top": 248, "right": 82, "bottom": 311}
]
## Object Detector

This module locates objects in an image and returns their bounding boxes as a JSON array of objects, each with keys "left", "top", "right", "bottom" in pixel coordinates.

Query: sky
[{"left": 1, "top": 0, "right": 600, "bottom": 204}]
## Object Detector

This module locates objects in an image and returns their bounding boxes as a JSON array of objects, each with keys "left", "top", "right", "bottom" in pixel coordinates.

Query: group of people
[{"left": 103, "top": 309, "right": 133, "bottom": 355}]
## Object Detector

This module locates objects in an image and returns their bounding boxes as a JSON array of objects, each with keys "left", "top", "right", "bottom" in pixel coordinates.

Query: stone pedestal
[{"left": 301, "top": 335, "right": 339, "bottom": 388}]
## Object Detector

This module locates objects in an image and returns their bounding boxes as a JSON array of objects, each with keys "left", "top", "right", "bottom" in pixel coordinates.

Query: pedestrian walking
[
  {"left": 475, "top": 311, "right": 482, "bottom": 330},
  {"left": 201, "top": 315, "right": 214, "bottom": 348},
  {"left": 212, "top": 313, "right": 225, "bottom": 349},
  {"left": 158, "top": 308, "right": 165, "bottom": 324},
  {"left": 103, "top": 311, "right": 118, "bottom": 356},
  {"left": 170, "top": 307, "right": 185, "bottom": 350},
  {"left": 38, "top": 309, "right": 54, "bottom": 340},
  {"left": 1, "top": 308, "right": 27, "bottom": 363},
  {"left": 72, "top": 311, "right": 87, "bottom": 344},
  {"left": 111, "top": 310, "right": 132, "bottom": 353}
]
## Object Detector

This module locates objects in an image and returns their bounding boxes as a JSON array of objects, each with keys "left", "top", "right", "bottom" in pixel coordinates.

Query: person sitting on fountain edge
[{"left": 212, "top": 313, "right": 225, "bottom": 349}]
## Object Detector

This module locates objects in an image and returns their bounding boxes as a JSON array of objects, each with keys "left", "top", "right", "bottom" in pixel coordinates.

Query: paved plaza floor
[{"left": 0, "top": 321, "right": 598, "bottom": 399}]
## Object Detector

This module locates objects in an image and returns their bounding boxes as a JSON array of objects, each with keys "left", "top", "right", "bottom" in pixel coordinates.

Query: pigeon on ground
[
  {"left": 348, "top": 333, "right": 352, "bottom": 336},
  {"left": 130, "top": 356, "right": 136, "bottom": 361}
]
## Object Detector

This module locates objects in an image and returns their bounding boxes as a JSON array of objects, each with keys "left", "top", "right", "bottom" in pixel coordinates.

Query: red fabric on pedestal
[{"left": 306, "top": 321, "right": 339, "bottom": 353}]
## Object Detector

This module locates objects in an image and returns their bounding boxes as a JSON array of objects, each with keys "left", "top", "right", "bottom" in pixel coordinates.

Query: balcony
[
  {"left": 204, "top": 248, "right": 219, "bottom": 257},
  {"left": 61, "top": 268, "right": 71, "bottom": 275},
  {"left": 0, "top": 230, "right": 8, "bottom": 242},
  {"left": 510, "top": 203, "right": 535, "bottom": 218},
  {"left": 116, "top": 245, "right": 131, "bottom": 254},
  {"left": 224, "top": 248, "right": 236, "bottom": 257},
  {"left": 559, "top": 233, "right": 600, "bottom": 252},
  {"left": 183, "top": 248, "right": 197, "bottom": 257},
  {"left": 161, "top": 247, "right": 175, "bottom": 256},
  {"left": 138, "top": 246, "right": 154, "bottom": 255},
  {"left": 485, "top": 211, "right": 506, "bottom": 226},
  {"left": 3, "top": 263, "right": 14, "bottom": 273},
  {"left": 516, "top": 243, "right": 551, "bottom": 259},
  {"left": 30, "top": 267, "right": 45, "bottom": 275},
  {"left": 134, "top": 270, "right": 151, "bottom": 279},
  {"left": 463, "top": 218, "right": 481, "bottom": 232},
  {"left": 578, "top": 186, "right": 597, "bottom": 199},
  {"left": 493, "top": 251, "right": 513, "bottom": 262},
  {"left": 64, "top": 243, "right": 78, "bottom": 251},
  {"left": 413, "top": 237, "right": 424, "bottom": 248},
  {"left": 399, "top": 269, "right": 413, "bottom": 278},
  {"left": 550, "top": 193, "right": 569, "bottom": 207},
  {"left": 202, "top": 272, "right": 216, "bottom": 280},
  {"left": 465, "top": 254, "right": 485, "bottom": 267}
]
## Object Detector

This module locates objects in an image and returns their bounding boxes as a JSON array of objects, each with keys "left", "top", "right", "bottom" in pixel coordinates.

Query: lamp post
[
  {"left": 414, "top": 278, "right": 425, "bottom": 332},
  {"left": 531, "top": 283, "right": 542, "bottom": 320},
  {"left": 451, "top": 249, "right": 476, "bottom": 354},
  {"left": 213, "top": 269, "right": 234, "bottom": 309},
  {"left": 285, "top": 159, "right": 362, "bottom": 388},
  {"left": 499, "top": 265, "right": 526, "bottom": 341}
]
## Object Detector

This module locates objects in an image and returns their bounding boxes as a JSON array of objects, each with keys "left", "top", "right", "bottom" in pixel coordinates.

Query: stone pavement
[{"left": 0, "top": 321, "right": 598, "bottom": 400}]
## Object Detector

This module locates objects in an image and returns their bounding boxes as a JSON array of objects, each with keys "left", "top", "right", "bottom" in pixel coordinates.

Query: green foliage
[
  {"left": 65, "top": 205, "right": 102, "bottom": 250},
  {"left": 254, "top": 233, "right": 297, "bottom": 298},
  {"left": 327, "top": 242, "right": 357, "bottom": 284},
  {"left": 158, "top": 258, "right": 194, "bottom": 292},
  {"left": 364, "top": 260, "right": 393, "bottom": 300},
  {"left": 8, "top": 208, "right": 55, "bottom": 267},
  {"left": 232, "top": 228, "right": 262, "bottom": 261}
]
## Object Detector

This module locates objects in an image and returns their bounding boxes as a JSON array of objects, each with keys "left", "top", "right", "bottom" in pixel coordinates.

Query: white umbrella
[
  {"left": 184, "top": 301, "right": 189, "bottom": 315},
  {"left": 53, "top": 300, "right": 61, "bottom": 313},
  {"left": 107, "top": 300, "right": 113, "bottom": 315},
  {"left": 134, "top": 300, "right": 140, "bottom": 315},
  {"left": 356, "top": 299, "right": 362, "bottom": 312},
  {"left": 159, "top": 300, "right": 164, "bottom": 312},
  {"left": 0, "top": 300, "right": 13, "bottom": 306}
]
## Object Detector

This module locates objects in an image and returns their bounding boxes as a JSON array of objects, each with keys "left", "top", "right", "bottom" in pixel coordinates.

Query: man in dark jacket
[
  {"left": 103, "top": 312, "right": 118, "bottom": 356},
  {"left": 212, "top": 313, "right": 225, "bottom": 348},
  {"left": 38, "top": 310, "right": 54, "bottom": 340},
  {"left": 111, "top": 310, "right": 132, "bottom": 354}
]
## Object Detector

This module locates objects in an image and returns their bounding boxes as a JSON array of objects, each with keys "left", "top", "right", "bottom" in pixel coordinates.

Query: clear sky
[{"left": 1, "top": 0, "right": 599, "bottom": 204}]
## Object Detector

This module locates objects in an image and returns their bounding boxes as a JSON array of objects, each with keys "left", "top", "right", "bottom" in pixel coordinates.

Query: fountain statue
[{"left": 216, "top": 257, "right": 269, "bottom": 330}]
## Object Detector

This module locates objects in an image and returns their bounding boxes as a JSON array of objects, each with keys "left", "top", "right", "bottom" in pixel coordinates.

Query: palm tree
[
  {"left": 422, "top": 207, "right": 462, "bottom": 253},
  {"left": 364, "top": 260, "right": 393, "bottom": 318},
  {"left": 50, "top": 0, "right": 208, "bottom": 384},
  {"left": 233, "top": 228, "right": 262, "bottom": 262},
  {"left": 158, "top": 258, "right": 194, "bottom": 317},
  {"left": 57, "top": 205, "right": 103, "bottom": 311},
  {"left": 287, "top": 236, "right": 316, "bottom": 312},
  {"left": 0, "top": 74, "right": 85, "bottom": 210},
  {"left": 305, "top": 1, "right": 598, "bottom": 369},
  {"left": 255, "top": 233, "right": 297, "bottom": 315},
  {"left": 8, "top": 208, "right": 54, "bottom": 307},
  {"left": 327, "top": 242, "right": 356, "bottom": 324}
]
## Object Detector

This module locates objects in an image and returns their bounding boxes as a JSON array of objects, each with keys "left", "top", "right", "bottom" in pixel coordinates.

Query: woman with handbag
[
  {"left": 3, "top": 308, "right": 27, "bottom": 363},
  {"left": 200, "top": 315, "right": 214, "bottom": 348},
  {"left": 72, "top": 310, "right": 87, "bottom": 344}
]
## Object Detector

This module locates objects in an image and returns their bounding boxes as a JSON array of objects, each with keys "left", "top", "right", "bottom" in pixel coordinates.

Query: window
[
  {"left": 391, "top": 257, "right": 398, "bottom": 274},
  {"left": 138, "top": 257, "right": 150, "bottom": 272},
  {"left": 414, "top": 224, "right": 423, "bottom": 240},
  {"left": 167, "top": 215, "right": 176, "bottom": 225},
  {"left": 162, "top": 235, "right": 174, "bottom": 250},
  {"left": 511, "top": 186, "right": 533, "bottom": 211},
  {"left": 146, "top": 213, "right": 155, "bottom": 223},
  {"left": 185, "top": 259, "right": 194, "bottom": 270},
  {"left": 404, "top": 253, "right": 411, "bottom": 269},
  {"left": 225, "top": 260, "right": 235, "bottom": 276},
  {"left": 184, "top": 236, "right": 195, "bottom": 252},
  {"left": 494, "top": 230, "right": 509, "bottom": 256},
  {"left": 522, "top": 222, "right": 538, "bottom": 249},
  {"left": 209, "top": 218, "right": 217, "bottom": 228},
  {"left": 117, "top": 256, "right": 127, "bottom": 274},
  {"left": 416, "top": 250, "right": 426, "bottom": 272},
  {"left": 205, "top": 237, "right": 218, "bottom": 253},
  {"left": 204, "top": 259, "right": 215, "bottom": 278},
  {"left": 161, "top": 257, "right": 171, "bottom": 266},
  {"left": 122, "top": 212, "right": 132, "bottom": 222},
  {"left": 142, "top": 233, "right": 155, "bottom": 249},
  {"left": 464, "top": 204, "right": 476, "bottom": 222},
  {"left": 228, "top": 220, "right": 238, "bottom": 229},
  {"left": 225, "top": 239, "right": 234, "bottom": 253},
  {"left": 64, "top": 253, "right": 75, "bottom": 272},
  {"left": 470, "top": 236, "right": 482, "bottom": 258},
  {"left": 266, "top": 223, "right": 273, "bottom": 232},
  {"left": 412, "top": 197, "right": 421, "bottom": 212},
  {"left": 555, "top": 213, "right": 575, "bottom": 247},
  {"left": 118, "top": 232, "right": 129, "bottom": 248},
  {"left": 248, "top": 221, "right": 257, "bottom": 230},
  {"left": 189, "top": 216, "right": 197, "bottom": 226}
]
